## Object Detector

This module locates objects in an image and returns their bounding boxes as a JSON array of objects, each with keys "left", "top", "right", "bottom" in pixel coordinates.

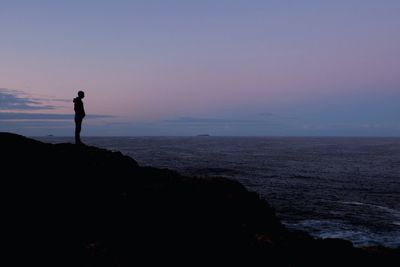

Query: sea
[{"left": 36, "top": 136, "right": 400, "bottom": 248}]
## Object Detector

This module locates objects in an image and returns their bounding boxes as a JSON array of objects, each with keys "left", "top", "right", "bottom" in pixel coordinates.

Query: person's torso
[{"left": 73, "top": 98, "right": 85, "bottom": 116}]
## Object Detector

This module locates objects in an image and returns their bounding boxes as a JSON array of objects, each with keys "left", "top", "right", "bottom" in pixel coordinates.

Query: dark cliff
[{"left": 1, "top": 133, "right": 398, "bottom": 266}]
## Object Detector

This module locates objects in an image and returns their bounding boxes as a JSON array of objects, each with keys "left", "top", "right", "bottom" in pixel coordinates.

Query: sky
[{"left": 1, "top": 0, "right": 399, "bottom": 136}]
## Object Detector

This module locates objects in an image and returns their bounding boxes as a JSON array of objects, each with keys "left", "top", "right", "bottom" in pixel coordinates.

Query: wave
[
  {"left": 285, "top": 219, "right": 400, "bottom": 248},
  {"left": 339, "top": 201, "right": 400, "bottom": 220}
]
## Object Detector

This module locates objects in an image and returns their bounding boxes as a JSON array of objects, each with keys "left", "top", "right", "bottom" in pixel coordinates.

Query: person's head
[{"left": 78, "top": 91, "right": 85, "bottom": 99}]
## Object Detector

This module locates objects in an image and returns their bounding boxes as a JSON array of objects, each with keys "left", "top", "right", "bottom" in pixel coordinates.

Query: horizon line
[{"left": 29, "top": 135, "right": 400, "bottom": 139}]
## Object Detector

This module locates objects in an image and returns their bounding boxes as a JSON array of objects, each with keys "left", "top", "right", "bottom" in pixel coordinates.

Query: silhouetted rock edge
[{"left": 1, "top": 132, "right": 398, "bottom": 266}]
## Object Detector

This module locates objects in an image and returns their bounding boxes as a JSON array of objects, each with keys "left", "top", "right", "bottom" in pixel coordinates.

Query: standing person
[{"left": 73, "top": 91, "right": 86, "bottom": 145}]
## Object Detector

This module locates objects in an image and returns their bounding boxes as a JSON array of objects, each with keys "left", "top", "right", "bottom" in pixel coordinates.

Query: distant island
[
  {"left": 196, "top": 134, "right": 210, "bottom": 137},
  {"left": 1, "top": 132, "right": 398, "bottom": 266}
]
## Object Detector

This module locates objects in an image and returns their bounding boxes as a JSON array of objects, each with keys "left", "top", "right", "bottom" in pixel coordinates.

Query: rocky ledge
[{"left": 1, "top": 132, "right": 398, "bottom": 266}]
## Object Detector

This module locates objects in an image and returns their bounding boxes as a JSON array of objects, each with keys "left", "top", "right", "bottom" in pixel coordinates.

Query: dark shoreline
[
  {"left": 35, "top": 135, "right": 400, "bottom": 248},
  {"left": 2, "top": 132, "right": 399, "bottom": 266}
]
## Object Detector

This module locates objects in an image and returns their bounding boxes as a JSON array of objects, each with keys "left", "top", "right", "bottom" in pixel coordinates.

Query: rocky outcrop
[{"left": 1, "top": 132, "right": 398, "bottom": 266}]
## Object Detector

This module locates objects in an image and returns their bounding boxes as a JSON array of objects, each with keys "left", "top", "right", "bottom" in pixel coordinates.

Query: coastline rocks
[{"left": 1, "top": 132, "right": 398, "bottom": 266}]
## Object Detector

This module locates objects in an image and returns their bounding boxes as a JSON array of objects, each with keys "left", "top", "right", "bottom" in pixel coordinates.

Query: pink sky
[{"left": 1, "top": 1, "right": 399, "bottom": 136}]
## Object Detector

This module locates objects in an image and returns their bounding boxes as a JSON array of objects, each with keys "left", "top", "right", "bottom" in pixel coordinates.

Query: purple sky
[{"left": 1, "top": 0, "right": 399, "bottom": 136}]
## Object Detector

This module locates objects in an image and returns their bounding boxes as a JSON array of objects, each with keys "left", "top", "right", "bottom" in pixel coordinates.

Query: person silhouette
[{"left": 73, "top": 91, "right": 86, "bottom": 145}]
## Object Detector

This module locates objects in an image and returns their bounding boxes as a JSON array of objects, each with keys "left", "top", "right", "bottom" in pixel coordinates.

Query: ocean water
[{"left": 36, "top": 136, "right": 400, "bottom": 248}]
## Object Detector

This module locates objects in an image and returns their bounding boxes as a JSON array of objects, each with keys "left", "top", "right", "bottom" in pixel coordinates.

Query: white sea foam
[
  {"left": 339, "top": 201, "right": 400, "bottom": 219},
  {"left": 339, "top": 201, "right": 366, "bottom": 206},
  {"left": 285, "top": 219, "right": 400, "bottom": 248}
]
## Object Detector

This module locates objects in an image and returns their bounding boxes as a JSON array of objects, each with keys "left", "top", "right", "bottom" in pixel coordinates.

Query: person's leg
[{"left": 75, "top": 117, "right": 82, "bottom": 144}]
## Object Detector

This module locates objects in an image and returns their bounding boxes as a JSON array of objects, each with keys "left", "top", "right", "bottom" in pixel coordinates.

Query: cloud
[
  {"left": 165, "top": 117, "right": 275, "bottom": 124},
  {"left": 0, "top": 112, "right": 114, "bottom": 120},
  {"left": 50, "top": 98, "right": 72, "bottom": 103},
  {"left": 0, "top": 88, "right": 56, "bottom": 110},
  {"left": 0, "top": 88, "right": 115, "bottom": 136}
]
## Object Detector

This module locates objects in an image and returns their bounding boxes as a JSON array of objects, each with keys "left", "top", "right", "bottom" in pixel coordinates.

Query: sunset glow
[{"left": 1, "top": 1, "right": 399, "bottom": 136}]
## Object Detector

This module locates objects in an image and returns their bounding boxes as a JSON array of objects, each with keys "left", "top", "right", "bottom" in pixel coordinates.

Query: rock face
[{"left": 1, "top": 133, "right": 398, "bottom": 266}]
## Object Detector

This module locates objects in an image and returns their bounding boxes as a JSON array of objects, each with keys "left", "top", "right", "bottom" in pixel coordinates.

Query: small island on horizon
[{"left": 1, "top": 132, "right": 398, "bottom": 266}]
